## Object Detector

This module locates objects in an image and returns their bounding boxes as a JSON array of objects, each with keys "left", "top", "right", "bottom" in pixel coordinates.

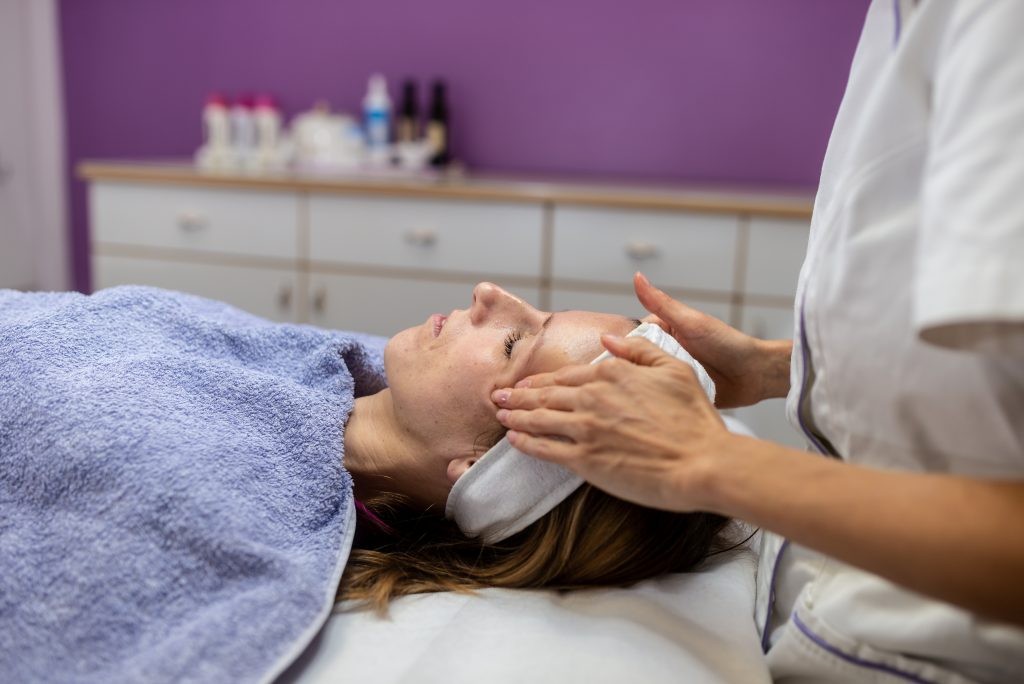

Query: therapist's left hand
[{"left": 492, "top": 334, "right": 736, "bottom": 513}]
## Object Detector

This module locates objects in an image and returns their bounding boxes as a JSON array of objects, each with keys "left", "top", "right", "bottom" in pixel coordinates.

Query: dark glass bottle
[
  {"left": 427, "top": 80, "right": 449, "bottom": 167},
  {"left": 397, "top": 79, "right": 419, "bottom": 144}
]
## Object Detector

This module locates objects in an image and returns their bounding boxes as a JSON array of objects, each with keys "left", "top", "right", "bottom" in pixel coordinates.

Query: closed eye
[{"left": 503, "top": 330, "right": 524, "bottom": 358}]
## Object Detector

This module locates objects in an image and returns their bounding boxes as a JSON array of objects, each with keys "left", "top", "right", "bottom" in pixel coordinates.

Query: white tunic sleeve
[{"left": 917, "top": 1, "right": 1024, "bottom": 356}]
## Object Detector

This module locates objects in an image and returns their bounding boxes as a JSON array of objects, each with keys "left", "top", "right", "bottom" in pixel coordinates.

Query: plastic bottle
[
  {"left": 229, "top": 94, "right": 257, "bottom": 168},
  {"left": 253, "top": 94, "right": 282, "bottom": 169},
  {"left": 203, "top": 93, "right": 230, "bottom": 148},
  {"left": 195, "top": 93, "right": 231, "bottom": 169},
  {"left": 363, "top": 74, "right": 392, "bottom": 162}
]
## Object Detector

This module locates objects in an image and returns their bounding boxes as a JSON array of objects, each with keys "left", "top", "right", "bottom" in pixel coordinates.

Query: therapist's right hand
[{"left": 634, "top": 272, "right": 792, "bottom": 408}]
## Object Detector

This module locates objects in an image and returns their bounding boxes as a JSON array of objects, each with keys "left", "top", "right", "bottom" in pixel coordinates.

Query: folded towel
[
  {"left": 0, "top": 286, "right": 386, "bottom": 683},
  {"left": 446, "top": 322, "right": 717, "bottom": 544}
]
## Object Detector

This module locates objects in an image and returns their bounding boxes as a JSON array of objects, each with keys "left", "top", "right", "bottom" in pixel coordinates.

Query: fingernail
[
  {"left": 496, "top": 409, "right": 509, "bottom": 422},
  {"left": 506, "top": 429, "right": 519, "bottom": 443},
  {"left": 515, "top": 378, "right": 532, "bottom": 389},
  {"left": 492, "top": 389, "right": 510, "bottom": 404}
]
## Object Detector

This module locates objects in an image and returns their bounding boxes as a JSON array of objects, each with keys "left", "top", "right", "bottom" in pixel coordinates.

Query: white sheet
[{"left": 280, "top": 543, "right": 769, "bottom": 684}]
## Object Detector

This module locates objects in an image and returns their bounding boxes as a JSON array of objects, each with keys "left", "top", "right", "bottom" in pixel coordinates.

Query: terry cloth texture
[{"left": 0, "top": 286, "right": 386, "bottom": 683}]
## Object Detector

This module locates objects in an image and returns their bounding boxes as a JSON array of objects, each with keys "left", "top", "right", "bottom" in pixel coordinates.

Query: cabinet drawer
[
  {"left": 738, "top": 303, "right": 795, "bottom": 342},
  {"left": 90, "top": 183, "right": 299, "bottom": 259},
  {"left": 93, "top": 254, "right": 299, "bottom": 322},
  {"left": 551, "top": 207, "right": 739, "bottom": 292},
  {"left": 550, "top": 289, "right": 733, "bottom": 327},
  {"left": 744, "top": 217, "right": 809, "bottom": 299},
  {"left": 308, "top": 196, "right": 543, "bottom": 277},
  {"left": 308, "top": 273, "right": 541, "bottom": 337}
]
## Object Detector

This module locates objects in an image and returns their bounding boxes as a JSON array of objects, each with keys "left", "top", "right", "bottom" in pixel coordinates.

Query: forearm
[
  {"left": 753, "top": 339, "right": 793, "bottom": 401},
  {"left": 705, "top": 436, "right": 1024, "bottom": 625}
]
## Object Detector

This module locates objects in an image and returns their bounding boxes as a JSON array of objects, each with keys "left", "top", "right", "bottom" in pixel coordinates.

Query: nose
[{"left": 469, "top": 282, "right": 531, "bottom": 324}]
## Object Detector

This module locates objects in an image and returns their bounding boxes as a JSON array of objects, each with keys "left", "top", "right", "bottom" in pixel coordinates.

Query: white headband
[{"left": 445, "top": 322, "right": 716, "bottom": 544}]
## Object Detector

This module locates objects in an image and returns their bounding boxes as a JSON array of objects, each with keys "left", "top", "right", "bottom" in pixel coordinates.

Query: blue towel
[{"left": 0, "top": 286, "right": 387, "bottom": 683}]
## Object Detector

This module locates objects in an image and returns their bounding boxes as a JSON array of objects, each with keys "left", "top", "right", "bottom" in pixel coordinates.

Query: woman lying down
[{"left": 1, "top": 282, "right": 740, "bottom": 683}]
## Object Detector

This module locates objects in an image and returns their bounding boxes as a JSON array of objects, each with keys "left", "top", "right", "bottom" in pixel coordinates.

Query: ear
[{"left": 446, "top": 456, "right": 478, "bottom": 485}]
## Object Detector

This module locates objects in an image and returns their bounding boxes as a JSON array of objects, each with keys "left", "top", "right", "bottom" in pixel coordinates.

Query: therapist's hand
[
  {"left": 493, "top": 334, "right": 739, "bottom": 513},
  {"left": 634, "top": 272, "right": 791, "bottom": 408}
]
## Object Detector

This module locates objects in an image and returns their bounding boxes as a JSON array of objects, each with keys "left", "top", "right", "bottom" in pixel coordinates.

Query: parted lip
[{"left": 431, "top": 314, "right": 448, "bottom": 338}]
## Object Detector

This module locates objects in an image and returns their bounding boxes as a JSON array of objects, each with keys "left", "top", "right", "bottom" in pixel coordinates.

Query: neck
[{"left": 345, "top": 389, "right": 433, "bottom": 507}]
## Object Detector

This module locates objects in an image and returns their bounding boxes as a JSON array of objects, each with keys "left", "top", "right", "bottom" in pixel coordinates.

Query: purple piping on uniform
[
  {"left": 762, "top": 299, "right": 830, "bottom": 650},
  {"left": 892, "top": 0, "right": 902, "bottom": 45},
  {"left": 792, "top": 611, "right": 936, "bottom": 683},
  {"left": 796, "top": 303, "right": 832, "bottom": 456}
]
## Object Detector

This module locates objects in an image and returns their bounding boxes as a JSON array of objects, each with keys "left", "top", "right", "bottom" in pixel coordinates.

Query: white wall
[{"left": 0, "top": 0, "right": 69, "bottom": 291}]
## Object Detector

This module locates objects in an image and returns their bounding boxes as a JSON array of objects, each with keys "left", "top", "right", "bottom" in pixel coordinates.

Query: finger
[
  {"left": 634, "top": 272, "right": 702, "bottom": 332},
  {"left": 601, "top": 335, "right": 679, "bottom": 368},
  {"left": 491, "top": 385, "right": 580, "bottom": 411},
  {"left": 641, "top": 312, "right": 666, "bottom": 328},
  {"left": 497, "top": 407, "right": 583, "bottom": 440},
  {"left": 506, "top": 430, "right": 578, "bottom": 466},
  {"left": 514, "top": 362, "right": 602, "bottom": 390}
]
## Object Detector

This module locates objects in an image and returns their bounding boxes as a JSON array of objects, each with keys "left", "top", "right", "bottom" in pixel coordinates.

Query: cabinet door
[
  {"left": 552, "top": 207, "right": 738, "bottom": 293},
  {"left": 744, "top": 217, "right": 809, "bottom": 300},
  {"left": 93, "top": 254, "right": 299, "bottom": 323},
  {"left": 308, "top": 273, "right": 541, "bottom": 337},
  {"left": 550, "top": 289, "right": 733, "bottom": 326},
  {"left": 730, "top": 304, "right": 804, "bottom": 448}
]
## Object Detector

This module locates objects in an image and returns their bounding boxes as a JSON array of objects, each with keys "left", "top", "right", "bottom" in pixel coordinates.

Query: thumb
[
  {"left": 635, "top": 273, "right": 696, "bottom": 330},
  {"left": 601, "top": 335, "right": 677, "bottom": 367},
  {"left": 635, "top": 273, "right": 714, "bottom": 345}
]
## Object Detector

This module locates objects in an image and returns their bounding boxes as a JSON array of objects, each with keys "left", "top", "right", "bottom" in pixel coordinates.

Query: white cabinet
[
  {"left": 91, "top": 183, "right": 299, "bottom": 259},
  {"left": 94, "top": 254, "right": 299, "bottom": 322},
  {"left": 744, "top": 217, "right": 809, "bottom": 300},
  {"left": 552, "top": 207, "right": 738, "bottom": 293},
  {"left": 309, "top": 195, "right": 543, "bottom": 277}
]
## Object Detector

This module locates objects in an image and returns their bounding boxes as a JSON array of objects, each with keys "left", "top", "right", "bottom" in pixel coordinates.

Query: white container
[
  {"left": 230, "top": 95, "right": 257, "bottom": 169},
  {"left": 253, "top": 94, "right": 285, "bottom": 170},
  {"left": 195, "top": 93, "right": 231, "bottom": 170}
]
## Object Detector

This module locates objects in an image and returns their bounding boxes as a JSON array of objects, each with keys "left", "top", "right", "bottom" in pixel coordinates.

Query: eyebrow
[{"left": 518, "top": 312, "right": 556, "bottom": 372}]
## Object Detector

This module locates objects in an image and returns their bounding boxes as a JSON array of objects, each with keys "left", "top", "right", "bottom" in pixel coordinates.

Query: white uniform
[{"left": 756, "top": 1, "right": 1024, "bottom": 682}]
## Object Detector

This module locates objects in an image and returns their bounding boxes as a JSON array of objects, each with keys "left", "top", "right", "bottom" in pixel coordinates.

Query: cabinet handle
[
  {"left": 177, "top": 211, "right": 208, "bottom": 232},
  {"left": 625, "top": 241, "right": 659, "bottom": 260},
  {"left": 312, "top": 286, "right": 327, "bottom": 313},
  {"left": 277, "top": 284, "right": 293, "bottom": 310},
  {"left": 404, "top": 227, "right": 438, "bottom": 247}
]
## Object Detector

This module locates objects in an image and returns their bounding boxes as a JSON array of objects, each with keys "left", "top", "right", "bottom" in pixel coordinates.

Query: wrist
[
  {"left": 688, "top": 431, "right": 754, "bottom": 515},
  {"left": 752, "top": 338, "right": 793, "bottom": 402}
]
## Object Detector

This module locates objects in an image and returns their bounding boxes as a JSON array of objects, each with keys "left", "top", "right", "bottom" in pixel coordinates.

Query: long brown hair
[{"left": 339, "top": 484, "right": 731, "bottom": 613}]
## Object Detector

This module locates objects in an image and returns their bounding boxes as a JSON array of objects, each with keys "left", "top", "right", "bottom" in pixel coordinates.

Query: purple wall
[{"left": 60, "top": 0, "right": 869, "bottom": 292}]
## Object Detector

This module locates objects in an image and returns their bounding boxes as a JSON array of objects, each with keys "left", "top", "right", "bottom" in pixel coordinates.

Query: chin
[{"left": 382, "top": 325, "right": 415, "bottom": 379}]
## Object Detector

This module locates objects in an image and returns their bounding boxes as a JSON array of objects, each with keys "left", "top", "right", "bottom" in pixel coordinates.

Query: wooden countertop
[{"left": 78, "top": 160, "right": 815, "bottom": 219}]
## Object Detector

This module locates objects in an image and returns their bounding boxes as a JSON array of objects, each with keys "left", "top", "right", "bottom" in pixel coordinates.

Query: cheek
[{"left": 439, "top": 353, "right": 502, "bottom": 423}]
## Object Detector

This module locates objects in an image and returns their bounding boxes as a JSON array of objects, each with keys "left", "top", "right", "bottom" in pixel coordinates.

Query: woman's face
[{"left": 385, "top": 282, "right": 636, "bottom": 505}]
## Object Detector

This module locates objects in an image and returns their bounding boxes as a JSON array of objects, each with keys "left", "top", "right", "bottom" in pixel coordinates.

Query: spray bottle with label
[{"left": 363, "top": 74, "right": 392, "bottom": 165}]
